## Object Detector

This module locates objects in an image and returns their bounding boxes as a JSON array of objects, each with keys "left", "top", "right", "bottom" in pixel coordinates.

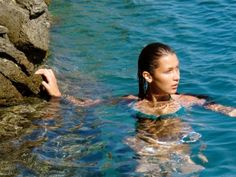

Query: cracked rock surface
[{"left": 0, "top": 0, "right": 51, "bottom": 105}]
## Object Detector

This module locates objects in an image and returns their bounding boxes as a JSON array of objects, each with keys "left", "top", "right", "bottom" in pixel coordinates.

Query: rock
[
  {"left": 0, "top": 0, "right": 51, "bottom": 105},
  {"left": 0, "top": 1, "right": 30, "bottom": 48},
  {"left": 21, "top": 11, "right": 50, "bottom": 63},
  {"left": 0, "top": 25, "right": 8, "bottom": 37},
  {"left": 16, "top": 0, "right": 48, "bottom": 19},
  {"left": 0, "top": 112, "right": 32, "bottom": 139},
  {"left": 0, "top": 59, "right": 41, "bottom": 95},
  {"left": 0, "top": 73, "right": 23, "bottom": 105},
  {"left": 0, "top": 37, "right": 34, "bottom": 75},
  {"left": 44, "top": 0, "right": 51, "bottom": 6}
]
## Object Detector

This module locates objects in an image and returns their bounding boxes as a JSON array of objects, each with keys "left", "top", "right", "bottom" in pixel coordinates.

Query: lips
[{"left": 172, "top": 84, "right": 178, "bottom": 89}]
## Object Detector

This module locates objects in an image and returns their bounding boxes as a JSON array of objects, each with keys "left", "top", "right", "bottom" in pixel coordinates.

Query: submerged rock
[
  {"left": 0, "top": 97, "right": 48, "bottom": 141},
  {"left": 0, "top": 0, "right": 51, "bottom": 105}
]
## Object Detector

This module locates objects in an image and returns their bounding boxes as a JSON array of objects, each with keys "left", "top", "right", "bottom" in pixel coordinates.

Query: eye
[{"left": 164, "top": 69, "right": 173, "bottom": 73}]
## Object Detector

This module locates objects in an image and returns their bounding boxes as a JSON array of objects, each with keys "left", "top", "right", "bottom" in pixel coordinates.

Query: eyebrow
[{"left": 166, "top": 64, "right": 179, "bottom": 69}]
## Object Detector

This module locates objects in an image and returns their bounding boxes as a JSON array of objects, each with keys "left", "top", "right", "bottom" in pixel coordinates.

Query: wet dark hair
[{"left": 138, "top": 42, "right": 175, "bottom": 99}]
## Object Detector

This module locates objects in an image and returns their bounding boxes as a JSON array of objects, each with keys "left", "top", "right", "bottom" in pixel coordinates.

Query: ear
[{"left": 142, "top": 71, "right": 153, "bottom": 83}]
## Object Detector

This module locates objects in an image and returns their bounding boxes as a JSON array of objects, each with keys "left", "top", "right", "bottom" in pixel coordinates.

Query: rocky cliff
[{"left": 0, "top": 0, "right": 51, "bottom": 105}]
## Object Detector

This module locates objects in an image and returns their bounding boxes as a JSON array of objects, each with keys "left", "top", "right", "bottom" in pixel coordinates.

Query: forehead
[{"left": 157, "top": 53, "right": 179, "bottom": 69}]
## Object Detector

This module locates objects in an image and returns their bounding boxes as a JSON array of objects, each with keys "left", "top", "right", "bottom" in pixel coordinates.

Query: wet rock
[
  {"left": 0, "top": 0, "right": 51, "bottom": 105},
  {"left": 0, "top": 112, "right": 31, "bottom": 139},
  {"left": 0, "top": 98, "right": 47, "bottom": 140}
]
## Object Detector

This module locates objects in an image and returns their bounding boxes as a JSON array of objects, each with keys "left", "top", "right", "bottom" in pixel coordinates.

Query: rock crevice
[{"left": 0, "top": 0, "right": 51, "bottom": 105}]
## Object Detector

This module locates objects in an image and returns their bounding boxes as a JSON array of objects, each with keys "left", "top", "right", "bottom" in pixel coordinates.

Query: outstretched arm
[
  {"left": 204, "top": 103, "right": 236, "bottom": 117},
  {"left": 35, "top": 68, "right": 99, "bottom": 106},
  {"left": 176, "top": 94, "right": 236, "bottom": 117}
]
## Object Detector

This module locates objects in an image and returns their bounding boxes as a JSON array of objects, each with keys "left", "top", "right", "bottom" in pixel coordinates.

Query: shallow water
[{"left": 1, "top": 0, "right": 236, "bottom": 176}]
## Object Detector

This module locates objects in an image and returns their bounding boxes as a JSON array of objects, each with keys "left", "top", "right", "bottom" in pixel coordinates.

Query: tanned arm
[
  {"left": 176, "top": 94, "right": 236, "bottom": 117},
  {"left": 35, "top": 68, "right": 99, "bottom": 107}
]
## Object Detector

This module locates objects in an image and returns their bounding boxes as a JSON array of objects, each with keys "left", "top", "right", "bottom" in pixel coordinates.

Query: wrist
[{"left": 52, "top": 91, "right": 62, "bottom": 97}]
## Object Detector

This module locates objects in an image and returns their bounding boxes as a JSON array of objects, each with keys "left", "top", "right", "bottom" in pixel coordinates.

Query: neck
[{"left": 145, "top": 87, "right": 171, "bottom": 103}]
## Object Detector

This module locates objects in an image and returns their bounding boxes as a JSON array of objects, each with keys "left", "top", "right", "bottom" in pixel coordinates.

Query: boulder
[{"left": 0, "top": 0, "right": 51, "bottom": 105}]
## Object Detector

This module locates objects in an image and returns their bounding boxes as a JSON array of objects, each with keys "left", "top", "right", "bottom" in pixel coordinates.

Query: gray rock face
[{"left": 0, "top": 0, "right": 51, "bottom": 105}]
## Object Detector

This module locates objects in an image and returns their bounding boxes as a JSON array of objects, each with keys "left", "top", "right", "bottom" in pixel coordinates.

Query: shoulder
[{"left": 172, "top": 94, "right": 206, "bottom": 107}]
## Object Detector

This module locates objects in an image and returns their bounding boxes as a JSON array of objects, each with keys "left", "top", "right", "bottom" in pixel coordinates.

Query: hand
[
  {"left": 229, "top": 109, "right": 236, "bottom": 117},
  {"left": 35, "top": 69, "right": 61, "bottom": 97}
]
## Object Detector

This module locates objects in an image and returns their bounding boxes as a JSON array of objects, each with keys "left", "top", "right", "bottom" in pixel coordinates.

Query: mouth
[{"left": 172, "top": 84, "right": 178, "bottom": 89}]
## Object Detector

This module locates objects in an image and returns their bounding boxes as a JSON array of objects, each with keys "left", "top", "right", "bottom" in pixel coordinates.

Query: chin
[
  {"left": 160, "top": 88, "right": 177, "bottom": 95},
  {"left": 169, "top": 89, "right": 178, "bottom": 94}
]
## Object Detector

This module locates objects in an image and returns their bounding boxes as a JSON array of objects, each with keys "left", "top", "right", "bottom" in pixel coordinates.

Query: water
[{"left": 1, "top": 0, "right": 236, "bottom": 176}]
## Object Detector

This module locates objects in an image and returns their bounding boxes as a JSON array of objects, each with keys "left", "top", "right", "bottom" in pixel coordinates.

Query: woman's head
[{"left": 138, "top": 42, "right": 180, "bottom": 99}]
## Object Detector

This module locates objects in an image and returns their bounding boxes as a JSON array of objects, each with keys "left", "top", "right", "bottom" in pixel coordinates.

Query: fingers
[
  {"left": 35, "top": 68, "right": 61, "bottom": 97},
  {"left": 35, "top": 69, "right": 55, "bottom": 83},
  {"left": 42, "top": 80, "right": 50, "bottom": 90},
  {"left": 35, "top": 68, "right": 45, "bottom": 75}
]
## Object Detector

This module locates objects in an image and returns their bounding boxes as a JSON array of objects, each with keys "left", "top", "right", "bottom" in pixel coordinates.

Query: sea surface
[{"left": 1, "top": 0, "right": 236, "bottom": 176}]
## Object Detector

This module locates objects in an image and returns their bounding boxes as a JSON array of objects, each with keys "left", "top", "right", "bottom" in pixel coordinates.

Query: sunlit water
[{"left": 1, "top": 0, "right": 236, "bottom": 176}]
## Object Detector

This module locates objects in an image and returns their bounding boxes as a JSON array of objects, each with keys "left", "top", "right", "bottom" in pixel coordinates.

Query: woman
[
  {"left": 133, "top": 42, "right": 236, "bottom": 117},
  {"left": 36, "top": 42, "right": 236, "bottom": 116},
  {"left": 123, "top": 42, "right": 236, "bottom": 175}
]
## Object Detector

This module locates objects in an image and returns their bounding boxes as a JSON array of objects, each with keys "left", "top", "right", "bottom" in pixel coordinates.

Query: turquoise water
[{"left": 4, "top": 0, "right": 236, "bottom": 176}]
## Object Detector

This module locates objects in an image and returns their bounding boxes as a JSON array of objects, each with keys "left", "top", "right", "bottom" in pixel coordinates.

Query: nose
[{"left": 173, "top": 69, "right": 180, "bottom": 82}]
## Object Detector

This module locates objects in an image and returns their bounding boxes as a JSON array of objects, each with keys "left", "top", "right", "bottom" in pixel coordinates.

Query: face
[{"left": 144, "top": 53, "right": 180, "bottom": 95}]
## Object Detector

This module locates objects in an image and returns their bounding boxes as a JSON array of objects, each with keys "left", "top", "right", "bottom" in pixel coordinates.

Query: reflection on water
[
  {"left": 0, "top": 97, "right": 206, "bottom": 176},
  {"left": 0, "top": 97, "right": 109, "bottom": 176},
  {"left": 0, "top": 98, "right": 48, "bottom": 176},
  {"left": 126, "top": 116, "right": 205, "bottom": 176},
  {"left": 0, "top": 137, "right": 46, "bottom": 176}
]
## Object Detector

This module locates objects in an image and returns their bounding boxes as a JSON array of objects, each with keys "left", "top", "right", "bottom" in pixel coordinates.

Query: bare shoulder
[{"left": 172, "top": 94, "right": 206, "bottom": 107}]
